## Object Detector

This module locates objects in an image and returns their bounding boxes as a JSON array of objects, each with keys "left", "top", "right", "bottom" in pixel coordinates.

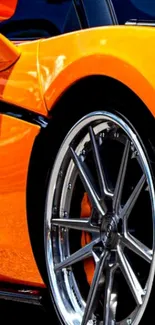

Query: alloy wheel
[{"left": 45, "top": 111, "right": 155, "bottom": 325}]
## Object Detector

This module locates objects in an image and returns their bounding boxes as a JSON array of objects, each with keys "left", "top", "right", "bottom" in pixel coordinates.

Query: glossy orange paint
[
  {"left": 0, "top": 34, "right": 20, "bottom": 71},
  {"left": 38, "top": 26, "right": 155, "bottom": 117},
  {"left": 0, "top": 0, "right": 18, "bottom": 21},
  {"left": 0, "top": 39, "right": 47, "bottom": 115},
  {"left": 0, "top": 114, "right": 44, "bottom": 286}
]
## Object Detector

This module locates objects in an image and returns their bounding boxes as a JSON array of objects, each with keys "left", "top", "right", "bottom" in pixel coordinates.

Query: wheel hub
[{"left": 101, "top": 215, "right": 118, "bottom": 249}]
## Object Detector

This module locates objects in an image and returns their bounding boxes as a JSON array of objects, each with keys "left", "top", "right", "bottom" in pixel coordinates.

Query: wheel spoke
[
  {"left": 120, "top": 174, "right": 146, "bottom": 221},
  {"left": 89, "top": 126, "right": 112, "bottom": 197},
  {"left": 82, "top": 250, "right": 108, "bottom": 325},
  {"left": 52, "top": 218, "right": 100, "bottom": 233},
  {"left": 121, "top": 233, "right": 152, "bottom": 263},
  {"left": 117, "top": 245, "right": 144, "bottom": 305},
  {"left": 55, "top": 237, "right": 101, "bottom": 271},
  {"left": 113, "top": 139, "right": 130, "bottom": 213},
  {"left": 70, "top": 146, "right": 106, "bottom": 215},
  {"left": 103, "top": 266, "right": 116, "bottom": 325}
]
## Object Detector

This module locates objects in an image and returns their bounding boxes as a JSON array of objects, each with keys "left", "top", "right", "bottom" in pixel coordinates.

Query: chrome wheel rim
[{"left": 45, "top": 111, "right": 155, "bottom": 325}]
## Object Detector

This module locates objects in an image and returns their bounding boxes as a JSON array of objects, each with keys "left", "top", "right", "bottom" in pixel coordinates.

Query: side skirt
[{"left": 0, "top": 282, "right": 46, "bottom": 306}]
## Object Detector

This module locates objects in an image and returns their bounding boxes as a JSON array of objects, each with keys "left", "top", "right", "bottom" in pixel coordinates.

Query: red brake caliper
[{"left": 80, "top": 192, "right": 95, "bottom": 285}]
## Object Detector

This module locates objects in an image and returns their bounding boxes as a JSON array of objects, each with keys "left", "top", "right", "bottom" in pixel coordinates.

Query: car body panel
[
  {"left": 0, "top": 33, "right": 20, "bottom": 71},
  {"left": 0, "top": 114, "right": 43, "bottom": 286},
  {"left": 0, "top": 0, "right": 18, "bottom": 21},
  {"left": 2, "top": 26, "right": 155, "bottom": 118},
  {"left": 39, "top": 26, "right": 155, "bottom": 118},
  {"left": 0, "top": 39, "right": 47, "bottom": 115}
]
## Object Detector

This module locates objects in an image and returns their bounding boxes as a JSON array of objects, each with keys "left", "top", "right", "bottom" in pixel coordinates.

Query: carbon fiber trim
[{"left": 0, "top": 100, "right": 49, "bottom": 128}]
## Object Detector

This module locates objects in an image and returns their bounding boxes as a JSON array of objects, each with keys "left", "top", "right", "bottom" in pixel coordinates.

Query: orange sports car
[{"left": 1, "top": 0, "right": 155, "bottom": 324}]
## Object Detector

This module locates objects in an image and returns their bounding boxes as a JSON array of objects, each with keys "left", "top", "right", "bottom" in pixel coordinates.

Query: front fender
[{"left": 38, "top": 26, "right": 155, "bottom": 117}]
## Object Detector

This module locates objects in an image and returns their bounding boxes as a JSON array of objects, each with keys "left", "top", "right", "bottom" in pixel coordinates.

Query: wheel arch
[{"left": 26, "top": 75, "right": 155, "bottom": 279}]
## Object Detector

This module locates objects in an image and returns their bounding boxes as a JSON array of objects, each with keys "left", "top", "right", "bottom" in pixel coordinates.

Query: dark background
[{"left": 0, "top": 300, "right": 55, "bottom": 322}]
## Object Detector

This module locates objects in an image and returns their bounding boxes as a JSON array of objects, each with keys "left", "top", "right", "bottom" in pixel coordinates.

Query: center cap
[{"left": 101, "top": 215, "right": 118, "bottom": 249}]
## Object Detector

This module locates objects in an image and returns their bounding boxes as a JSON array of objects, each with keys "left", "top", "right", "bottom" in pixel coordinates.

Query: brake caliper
[{"left": 80, "top": 192, "right": 95, "bottom": 285}]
